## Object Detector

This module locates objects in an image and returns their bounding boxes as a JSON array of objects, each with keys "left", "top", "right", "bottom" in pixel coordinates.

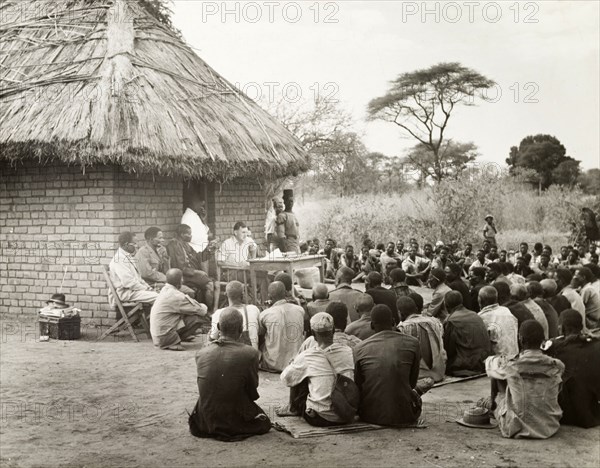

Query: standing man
[
  {"left": 483, "top": 215, "right": 497, "bottom": 246},
  {"left": 150, "top": 269, "right": 208, "bottom": 351},
  {"left": 275, "top": 189, "right": 300, "bottom": 253},
  {"left": 265, "top": 197, "right": 284, "bottom": 253}
]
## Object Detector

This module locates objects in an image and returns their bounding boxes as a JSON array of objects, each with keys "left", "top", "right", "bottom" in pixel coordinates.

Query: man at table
[{"left": 217, "top": 221, "right": 257, "bottom": 267}]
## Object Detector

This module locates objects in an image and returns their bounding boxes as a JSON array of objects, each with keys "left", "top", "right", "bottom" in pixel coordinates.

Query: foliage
[
  {"left": 295, "top": 175, "right": 598, "bottom": 251},
  {"left": 506, "top": 134, "right": 580, "bottom": 189},
  {"left": 405, "top": 140, "right": 479, "bottom": 182},
  {"left": 578, "top": 168, "right": 600, "bottom": 195},
  {"left": 367, "top": 62, "right": 495, "bottom": 182}
]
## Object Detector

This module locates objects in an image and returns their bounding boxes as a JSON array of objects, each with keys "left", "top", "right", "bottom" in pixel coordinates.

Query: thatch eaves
[{"left": 0, "top": 0, "right": 309, "bottom": 181}]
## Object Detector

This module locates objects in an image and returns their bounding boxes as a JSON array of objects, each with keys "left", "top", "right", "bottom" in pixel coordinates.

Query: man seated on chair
[
  {"left": 150, "top": 269, "right": 208, "bottom": 351},
  {"left": 216, "top": 221, "right": 258, "bottom": 268},
  {"left": 354, "top": 305, "right": 423, "bottom": 426},
  {"left": 109, "top": 232, "right": 159, "bottom": 307},
  {"left": 189, "top": 308, "right": 271, "bottom": 441},
  {"left": 279, "top": 312, "right": 355, "bottom": 427},
  {"left": 166, "top": 224, "right": 214, "bottom": 309},
  {"left": 135, "top": 226, "right": 196, "bottom": 298}
]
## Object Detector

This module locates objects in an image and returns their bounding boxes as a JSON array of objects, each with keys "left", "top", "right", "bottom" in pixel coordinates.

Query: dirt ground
[{"left": 1, "top": 318, "right": 598, "bottom": 468}]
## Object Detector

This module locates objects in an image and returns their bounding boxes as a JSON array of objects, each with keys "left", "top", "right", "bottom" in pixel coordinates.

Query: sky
[{"left": 170, "top": 0, "right": 600, "bottom": 170}]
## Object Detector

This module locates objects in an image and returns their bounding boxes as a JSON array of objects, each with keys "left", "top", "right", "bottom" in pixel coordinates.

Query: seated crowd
[{"left": 107, "top": 221, "right": 600, "bottom": 442}]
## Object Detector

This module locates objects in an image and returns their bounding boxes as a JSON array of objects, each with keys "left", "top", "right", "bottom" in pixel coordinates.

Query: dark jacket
[
  {"left": 366, "top": 286, "right": 400, "bottom": 325},
  {"left": 444, "top": 306, "right": 491, "bottom": 376}
]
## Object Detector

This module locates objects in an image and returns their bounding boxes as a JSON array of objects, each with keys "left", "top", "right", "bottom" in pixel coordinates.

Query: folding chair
[{"left": 98, "top": 265, "right": 151, "bottom": 342}]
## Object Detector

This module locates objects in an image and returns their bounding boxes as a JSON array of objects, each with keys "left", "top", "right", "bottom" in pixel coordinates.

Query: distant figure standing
[
  {"left": 265, "top": 197, "right": 284, "bottom": 252},
  {"left": 275, "top": 189, "right": 300, "bottom": 253},
  {"left": 483, "top": 214, "right": 497, "bottom": 247}
]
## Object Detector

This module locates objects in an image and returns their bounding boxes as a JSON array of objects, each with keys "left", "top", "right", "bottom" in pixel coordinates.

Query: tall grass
[{"left": 295, "top": 177, "right": 593, "bottom": 251}]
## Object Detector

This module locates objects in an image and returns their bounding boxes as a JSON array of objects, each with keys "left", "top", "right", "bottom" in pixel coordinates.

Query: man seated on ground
[
  {"left": 329, "top": 266, "right": 364, "bottom": 324},
  {"left": 380, "top": 242, "right": 400, "bottom": 277},
  {"left": 573, "top": 267, "right": 600, "bottom": 329},
  {"left": 493, "top": 282, "right": 534, "bottom": 328},
  {"left": 543, "top": 309, "right": 600, "bottom": 428},
  {"left": 483, "top": 320, "right": 565, "bottom": 439},
  {"left": 259, "top": 282, "right": 305, "bottom": 372},
  {"left": 532, "top": 252, "right": 552, "bottom": 277},
  {"left": 408, "top": 292, "right": 424, "bottom": 313},
  {"left": 469, "top": 249, "right": 491, "bottom": 273},
  {"left": 468, "top": 267, "right": 488, "bottom": 313},
  {"left": 389, "top": 268, "right": 415, "bottom": 299},
  {"left": 397, "top": 297, "right": 446, "bottom": 385},
  {"left": 189, "top": 308, "right": 271, "bottom": 441},
  {"left": 477, "top": 286, "right": 519, "bottom": 357},
  {"left": 445, "top": 263, "right": 471, "bottom": 309},
  {"left": 540, "top": 278, "right": 572, "bottom": 317},
  {"left": 307, "top": 283, "right": 331, "bottom": 318},
  {"left": 510, "top": 284, "right": 549, "bottom": 339},
  {"left": 167, "top": 224, "right": 214, "bottom": 308},
  {"left": 456, "top": 242, "right": 475, "bottom": 273},
  {"left": 554, "top": 268, "right": 587, "bottom": 325},
  {"left": 135, "top": 227, "right": 170, "bottom": 290},
  {"left": 210, "top": 281, "right": 260, "bottom": 350},
  {"left": 402, "top": 244, "right": 430, "bottom": 286},
  {"left": 345, "top": 295, "right": 377, "bottom": 340},
  {"left": 274, "top": 272, "right": 308, "bottom": 311},
  {"left": 443, "top": 291, "right": 491, "bottom": 376},
  {"left": 340, "top": 244, "right": 361, "bottom": 275},
  {"left": 109, "top": 232, "right": 159, "bottom": 307},
  {"left": 299, "top": 302, "right": 362, "bottom": 351},
  {"left": 431, "top": 246, "right": 451, "bottom": 271},
  {"left": 150, "top": 269, "right": 208, "bottom": 351},
  {"left": 365, "top": 271, "right": 400, "bottom": 325},
  {"left": 279, "top": 312, "right": 355, "bottom": 427},
  {"left": 528, "top": 281, "right": 559, "bottom": 338},
  {"left": 424, "top": 268, "right": 452, "bottom": 321},
  {"left": 321, "top": 238, "right": 341, "bottom": 279},
  {"left": 485, "top": 262, "right": 510, "bottom": 286},
  {"left": 354, "top": 305, "right": 423, "bottom": 426}
]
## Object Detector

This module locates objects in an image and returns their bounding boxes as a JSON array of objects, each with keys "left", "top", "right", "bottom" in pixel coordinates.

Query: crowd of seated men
[{"left": 107, "top": 221, "right": 600, "bottom": 442}]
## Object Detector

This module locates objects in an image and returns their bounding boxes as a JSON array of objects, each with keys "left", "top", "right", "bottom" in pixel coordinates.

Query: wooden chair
[
  {"left": 214, "top": 264, "right": 250, "bottom": 310},
  {"left": 98, "top": 265, "right": 151, "bottom": 342}
]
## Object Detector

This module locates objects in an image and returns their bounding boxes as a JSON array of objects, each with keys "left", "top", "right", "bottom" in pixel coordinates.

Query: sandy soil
[{"left": 1, "top": 319, "right": 598, "bottom": 468}]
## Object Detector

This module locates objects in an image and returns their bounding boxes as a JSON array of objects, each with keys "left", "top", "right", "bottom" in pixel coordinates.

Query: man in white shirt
[
  {"left": 478, "top": 286, "right": 519, "bottom": 357},
  {"left": 181, "top": 200, "right": 210, "bottom": 255},
  {"left": 217, "top": 221, "right": 257, "bottom": 267},
  {"left": 210, "top": 281, "right": 260, "bottom": 350},
  {"left": 108, "top": 232, "right": 159, "bottom": 307}
]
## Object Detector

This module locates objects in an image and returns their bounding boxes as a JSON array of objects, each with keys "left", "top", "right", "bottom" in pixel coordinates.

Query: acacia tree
[{"left": 367, "top": 62, "right": 495, "bottom": 183}]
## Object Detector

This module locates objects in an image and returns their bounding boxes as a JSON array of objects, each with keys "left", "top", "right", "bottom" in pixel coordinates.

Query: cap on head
[
  {"left": 310, "top": 312, "right": 334, "bottom": 333},
  {"left": 485, "top": 214, "right": 494, "bottom": 220}
]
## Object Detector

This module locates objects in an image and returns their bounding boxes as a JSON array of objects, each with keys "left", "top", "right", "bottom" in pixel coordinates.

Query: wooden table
[{"left": 248, "top": 255, "right": 326, "bottom": 305}]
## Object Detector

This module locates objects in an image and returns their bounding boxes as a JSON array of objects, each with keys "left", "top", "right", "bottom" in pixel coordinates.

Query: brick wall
[
  {"left": 210, "top": 180, "right": 268, "bottom": 249},
  {"left": 0, "top": 160, "right": 182, "bottom": 325},
  {"left": 1, "top": 161, "right": 269, "bottom": 325}
]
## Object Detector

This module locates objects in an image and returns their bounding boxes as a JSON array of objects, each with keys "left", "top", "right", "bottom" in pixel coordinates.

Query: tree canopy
[
  {"left": 506, "top": 134, "right": 580, "bottom": 189},
  {"left": 367, "top": 62, "right": 495, "bottom": 182}
]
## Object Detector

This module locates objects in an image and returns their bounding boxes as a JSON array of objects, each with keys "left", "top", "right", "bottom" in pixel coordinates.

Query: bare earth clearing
[{"left": 1, "top": 319, "right": 598, "bottom": 468}]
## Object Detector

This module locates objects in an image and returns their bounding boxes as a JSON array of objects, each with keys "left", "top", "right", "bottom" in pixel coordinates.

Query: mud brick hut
[{"left": 0, "top": 0, "right": 308, "bottom": 325}]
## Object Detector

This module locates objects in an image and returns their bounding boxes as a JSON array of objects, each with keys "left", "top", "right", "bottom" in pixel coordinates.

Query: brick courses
[{"left": 1, "top": 160, "right": 267, "bottom": 326}]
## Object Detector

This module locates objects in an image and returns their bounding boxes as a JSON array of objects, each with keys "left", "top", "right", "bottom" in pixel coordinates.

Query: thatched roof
[{"left": 0, "top": 0, "right": 309, "bottom": 181}]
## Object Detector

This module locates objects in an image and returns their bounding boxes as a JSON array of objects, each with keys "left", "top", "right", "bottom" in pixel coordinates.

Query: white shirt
[
  {"left": 210, "top": 304, "right": 261, "bottom": 350},
  {"left": 181, "top": 208, "right": 209, "bottom": 253},
  {"left": 478, "top": 304, "right": 519, "bottom": 357},
  {"left": 217, "top": 236, "right": 256, "bottom": 266}
]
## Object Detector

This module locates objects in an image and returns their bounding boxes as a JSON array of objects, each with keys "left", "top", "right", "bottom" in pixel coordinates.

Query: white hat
[{"left": 310, "top": 312, "right": 334, "bottom": 332}]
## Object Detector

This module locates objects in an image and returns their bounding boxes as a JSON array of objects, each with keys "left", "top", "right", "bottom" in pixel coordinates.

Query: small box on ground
[{"left": 38, "top": 315, "right": 81, "bottom": 340}]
